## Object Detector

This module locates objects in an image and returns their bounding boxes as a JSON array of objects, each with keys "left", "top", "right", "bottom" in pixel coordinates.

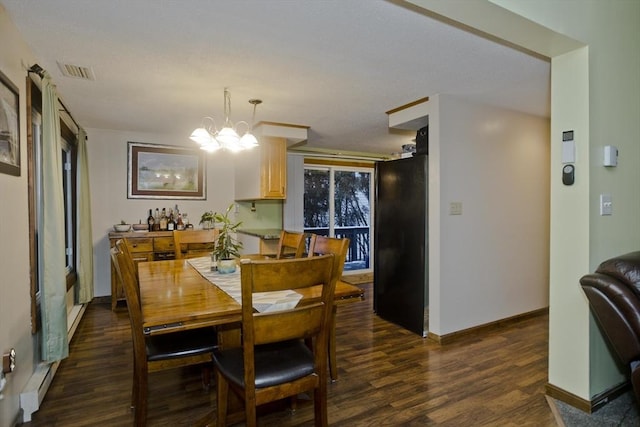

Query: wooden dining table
[{"left": 138, "top": 258, "right": 365, "bottom": 353}]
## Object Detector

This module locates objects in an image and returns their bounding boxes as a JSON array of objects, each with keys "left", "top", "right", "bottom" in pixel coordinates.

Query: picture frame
[
  {"left": 127, "top": 141, "right": 206, "bottom": 200},
  {"left": 0, "top": 69, "right": 20, "bottom": 176}
]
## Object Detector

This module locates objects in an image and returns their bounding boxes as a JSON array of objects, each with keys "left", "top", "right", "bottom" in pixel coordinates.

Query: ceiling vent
[{"left": 57, "top": 62, "right": 96, "bottom": 80}]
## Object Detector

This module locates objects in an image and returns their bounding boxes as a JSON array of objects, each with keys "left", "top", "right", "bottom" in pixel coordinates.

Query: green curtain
[
  {"left": 76, "top": 128, "right": 94, "bottom": 303},
  {"left": 41, "top": 74, "right": 69, "bottom": 362}
]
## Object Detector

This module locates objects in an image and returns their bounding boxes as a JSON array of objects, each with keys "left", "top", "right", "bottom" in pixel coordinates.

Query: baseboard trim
[
  {"left": 427, "top": 307, "right": 549, "bottom": 345},
  {"left": 545, "top": 395, "right": 566, "bottom": 427},
  {"left": 20, "top": 302, "right": 87, "bottom": 422},
  {"left": 545, "top": 381, "right": 630, "bottom": 414}
]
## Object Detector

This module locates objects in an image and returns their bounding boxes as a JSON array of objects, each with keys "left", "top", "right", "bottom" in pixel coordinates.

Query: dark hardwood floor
[{"left": 23, "top": 283, "right": 557, "bottom": 426}]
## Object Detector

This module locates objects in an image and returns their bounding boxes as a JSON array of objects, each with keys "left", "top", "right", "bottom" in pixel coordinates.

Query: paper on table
[{"left": 186, "top": 257, "right": 302, "bottom": 313}]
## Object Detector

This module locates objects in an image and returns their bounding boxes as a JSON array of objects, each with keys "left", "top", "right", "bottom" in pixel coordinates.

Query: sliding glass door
[{"left": 304, "top": 165, "right": 372, "bottom": 272}]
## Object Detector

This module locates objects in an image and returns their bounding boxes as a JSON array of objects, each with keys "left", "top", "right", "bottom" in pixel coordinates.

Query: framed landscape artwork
[
  {"left": 0, "top": 69, "right": 20, "bottom": 176},
  {"left": 127, "top": 142, "right": 206, "bottom": 200}
]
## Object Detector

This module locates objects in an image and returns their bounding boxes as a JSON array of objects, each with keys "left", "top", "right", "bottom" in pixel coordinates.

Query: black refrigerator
[{"left": 374, "top": 154, "right": 428, "bottom": 337}]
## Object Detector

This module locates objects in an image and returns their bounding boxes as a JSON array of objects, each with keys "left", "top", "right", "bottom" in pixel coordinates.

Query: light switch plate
[
  {"left": 449, "top": 202, "right": 462, "bottom": 215},
  {"left": 600, "top": 194, "right": 612, "bottom": 216}
]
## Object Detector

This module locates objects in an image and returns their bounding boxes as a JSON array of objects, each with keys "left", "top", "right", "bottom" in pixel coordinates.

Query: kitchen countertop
[{"left": 237, "top": 228, "right": 282, "bottom": 240}]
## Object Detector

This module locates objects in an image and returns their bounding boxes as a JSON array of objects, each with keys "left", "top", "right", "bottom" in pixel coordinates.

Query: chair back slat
[
  {"left": 308, "top": 235, "right": 350, "bottom": 280},
  {"left": 253, "top": 304, "right": 324, "bottom": 345},
  {"left": 173, "top": 229, "right": 219, "bottom": 259},
  {"left": 245, "top": 259, "right": 331, "bottom": 293},
  {"left": 276, "top": 230, "right": 306, "bottom": 259}
]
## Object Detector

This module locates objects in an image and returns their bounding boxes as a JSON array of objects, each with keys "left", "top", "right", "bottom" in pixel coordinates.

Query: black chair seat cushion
[
  {"left": 146, "top": 327, "right": 217, "bottom": 361},
  {"left": 212, "top": 340, "right": 315, "bottom": 388}
]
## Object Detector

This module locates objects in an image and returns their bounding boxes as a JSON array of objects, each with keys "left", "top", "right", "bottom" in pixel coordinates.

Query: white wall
[
  {"left": 548, "top": 46, "right": 594, "bottom": 399},
  {"left": 0, "top": 6, "right": 37, "bottom": 425},
  {"left": 429, "top": 94, "right": 550, "bottom": 335},
  {"left": 410, "top": 0, "right": 640, "bottom": 404},
  {"left": 86, "top": 128, "right": 237, "bottom": 297},
  {"left": 494, "top": 0, "right": 640, "bottom": 400}
]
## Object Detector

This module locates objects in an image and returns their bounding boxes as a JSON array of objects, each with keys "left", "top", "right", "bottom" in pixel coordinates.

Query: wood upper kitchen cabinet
[{"left": 234, "top": 136, "right": 287, "bottom": 200}]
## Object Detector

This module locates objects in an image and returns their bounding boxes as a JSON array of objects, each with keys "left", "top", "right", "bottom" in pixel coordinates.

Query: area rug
[{"left": 547, "top": 390, "right": 639, "bottom": 426}]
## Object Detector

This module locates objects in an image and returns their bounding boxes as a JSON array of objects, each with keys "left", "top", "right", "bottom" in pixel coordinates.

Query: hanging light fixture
[
  {"left": 240, "top": 98, "right": 261, "bottom": 149},
  {"left": 190, "top": 87, "right": 261, "bottom": 153}
]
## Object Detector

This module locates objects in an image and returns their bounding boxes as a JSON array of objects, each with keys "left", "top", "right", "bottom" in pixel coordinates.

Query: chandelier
[{"left": 190, "top": 88, "right": 261, "bottom": 153}]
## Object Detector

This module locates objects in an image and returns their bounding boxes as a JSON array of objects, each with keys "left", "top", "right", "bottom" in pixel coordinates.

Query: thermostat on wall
[
  {"left": 604, "top": 145, "right": 618, "bottom": 167},
  {"left": 562, "top": 130, "right": 575, "bottom": 164}
]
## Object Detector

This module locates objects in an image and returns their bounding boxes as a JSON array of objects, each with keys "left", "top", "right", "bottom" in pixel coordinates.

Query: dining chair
[
  {"left": 307, "top": 235, "right": 350, "bottom": 381},
  {"left": 212, "top": 254, "right": 337, "bottom": 427},
  {"left": 275, "top": 230, "right": 306, "bottom": 259},
  {"left": 173, "top": 229, "right": 219, "bottom": 259},
  {"left": 111, "top": 240, "right": 218, "bottom": 427}
]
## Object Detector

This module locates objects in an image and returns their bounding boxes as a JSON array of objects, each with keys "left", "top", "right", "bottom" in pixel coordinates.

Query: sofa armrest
[
  {"left": 580, "top": 272, "right": 640, "bottom": 364},
  {"left": 596, "top": 251, "right": 640, "bottom": 298}
]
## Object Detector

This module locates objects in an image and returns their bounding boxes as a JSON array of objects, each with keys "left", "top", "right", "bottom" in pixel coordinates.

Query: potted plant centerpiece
[
  {"left": 212, "top": 204, "right": 243, "bottom": 274},
  {"left": 199, "top": 210, "right": 215, "bottom": 229}
]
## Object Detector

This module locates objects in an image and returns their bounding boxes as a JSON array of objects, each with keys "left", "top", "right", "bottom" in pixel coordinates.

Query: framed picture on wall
[
  {"left": 127, "top": 141, "right": 206, "bottom": 199},
  {"left": 0, "top": 69, "right": 20, "bottom": 176}
]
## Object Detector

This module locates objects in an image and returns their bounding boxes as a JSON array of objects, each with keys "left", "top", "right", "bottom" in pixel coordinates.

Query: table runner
[{"left": 187, "top": 257, "right": 302, "bottom": 312}]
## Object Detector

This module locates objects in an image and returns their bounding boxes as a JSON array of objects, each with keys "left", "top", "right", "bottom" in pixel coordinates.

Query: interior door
[{"left": 374, "top": 156, "right": 428, "bottom": 336}]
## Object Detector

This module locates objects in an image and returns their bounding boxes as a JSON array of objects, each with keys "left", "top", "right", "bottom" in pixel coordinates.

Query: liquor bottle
[
  {"left": 159, "top": 208, "right": 168, "bottom": 231},
  {"left": 176, "top": 213, "right": 185, "bottom": 230},
  {"left": 153, "top": 208, "right": 160, "bottom": 231},
  {"left": 167, "top": 210, "right": 176, "bottom": 231},
  {"left": 147, "top": 209, "right": 155, "bottom": 231}
]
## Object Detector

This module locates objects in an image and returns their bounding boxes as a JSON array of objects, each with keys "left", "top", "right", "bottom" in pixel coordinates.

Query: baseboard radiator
[{"left": 20, "top": 303, "right": 86, "bottom": 422}]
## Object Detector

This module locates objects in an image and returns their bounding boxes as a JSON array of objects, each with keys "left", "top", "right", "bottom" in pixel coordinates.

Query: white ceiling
[{"left": 1, "top": 0, "right": 550, "bottom": 156}]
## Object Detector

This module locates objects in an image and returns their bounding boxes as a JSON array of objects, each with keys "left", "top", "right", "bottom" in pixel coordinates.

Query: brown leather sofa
[{"left": 580, "top": 251, "right": 640, "bottom": 404}]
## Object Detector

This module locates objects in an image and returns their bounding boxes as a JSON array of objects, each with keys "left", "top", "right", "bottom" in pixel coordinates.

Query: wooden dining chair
[
  {"left": 275, "top": 230, "right": 306, "bottom": 259},
  {"left": 173, "top": 229, "right": 219, "bottom": 259},
  {"left": 307, "top": 235, "right": 350, "bottom": 381},
  {"left": 212, "top": 254, "right": 337, "bottom": 427},
  {"left": 111, "top": 240, "right": 218, "bottom": 427}
]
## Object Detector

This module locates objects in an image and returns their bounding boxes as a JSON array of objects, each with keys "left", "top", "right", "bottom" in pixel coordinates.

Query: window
[
  {"left": 304, "top": 164, "right": 373, "bottom": 272},
  {"left": 27, "top": 79, "right": 79, "bottom": 345},
  {"left": 32, "top": 109, "right": 42, "bottom": 301},
  {"left": 61, "top": 138, "right": 76, "bottom": 274}
]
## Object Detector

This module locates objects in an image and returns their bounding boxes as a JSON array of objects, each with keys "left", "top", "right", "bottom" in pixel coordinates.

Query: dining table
[{"left": 138, "top": 257, "right": 365, "bottom": 351}]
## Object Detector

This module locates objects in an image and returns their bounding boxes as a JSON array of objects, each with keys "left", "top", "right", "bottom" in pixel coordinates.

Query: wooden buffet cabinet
[{"left": 108, "top": 231, "right": 213, "bottom": 310}]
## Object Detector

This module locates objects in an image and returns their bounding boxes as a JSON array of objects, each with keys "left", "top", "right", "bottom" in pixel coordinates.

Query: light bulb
[{"left": 239, "top": 132, "right": 259, "bottom": 149}]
